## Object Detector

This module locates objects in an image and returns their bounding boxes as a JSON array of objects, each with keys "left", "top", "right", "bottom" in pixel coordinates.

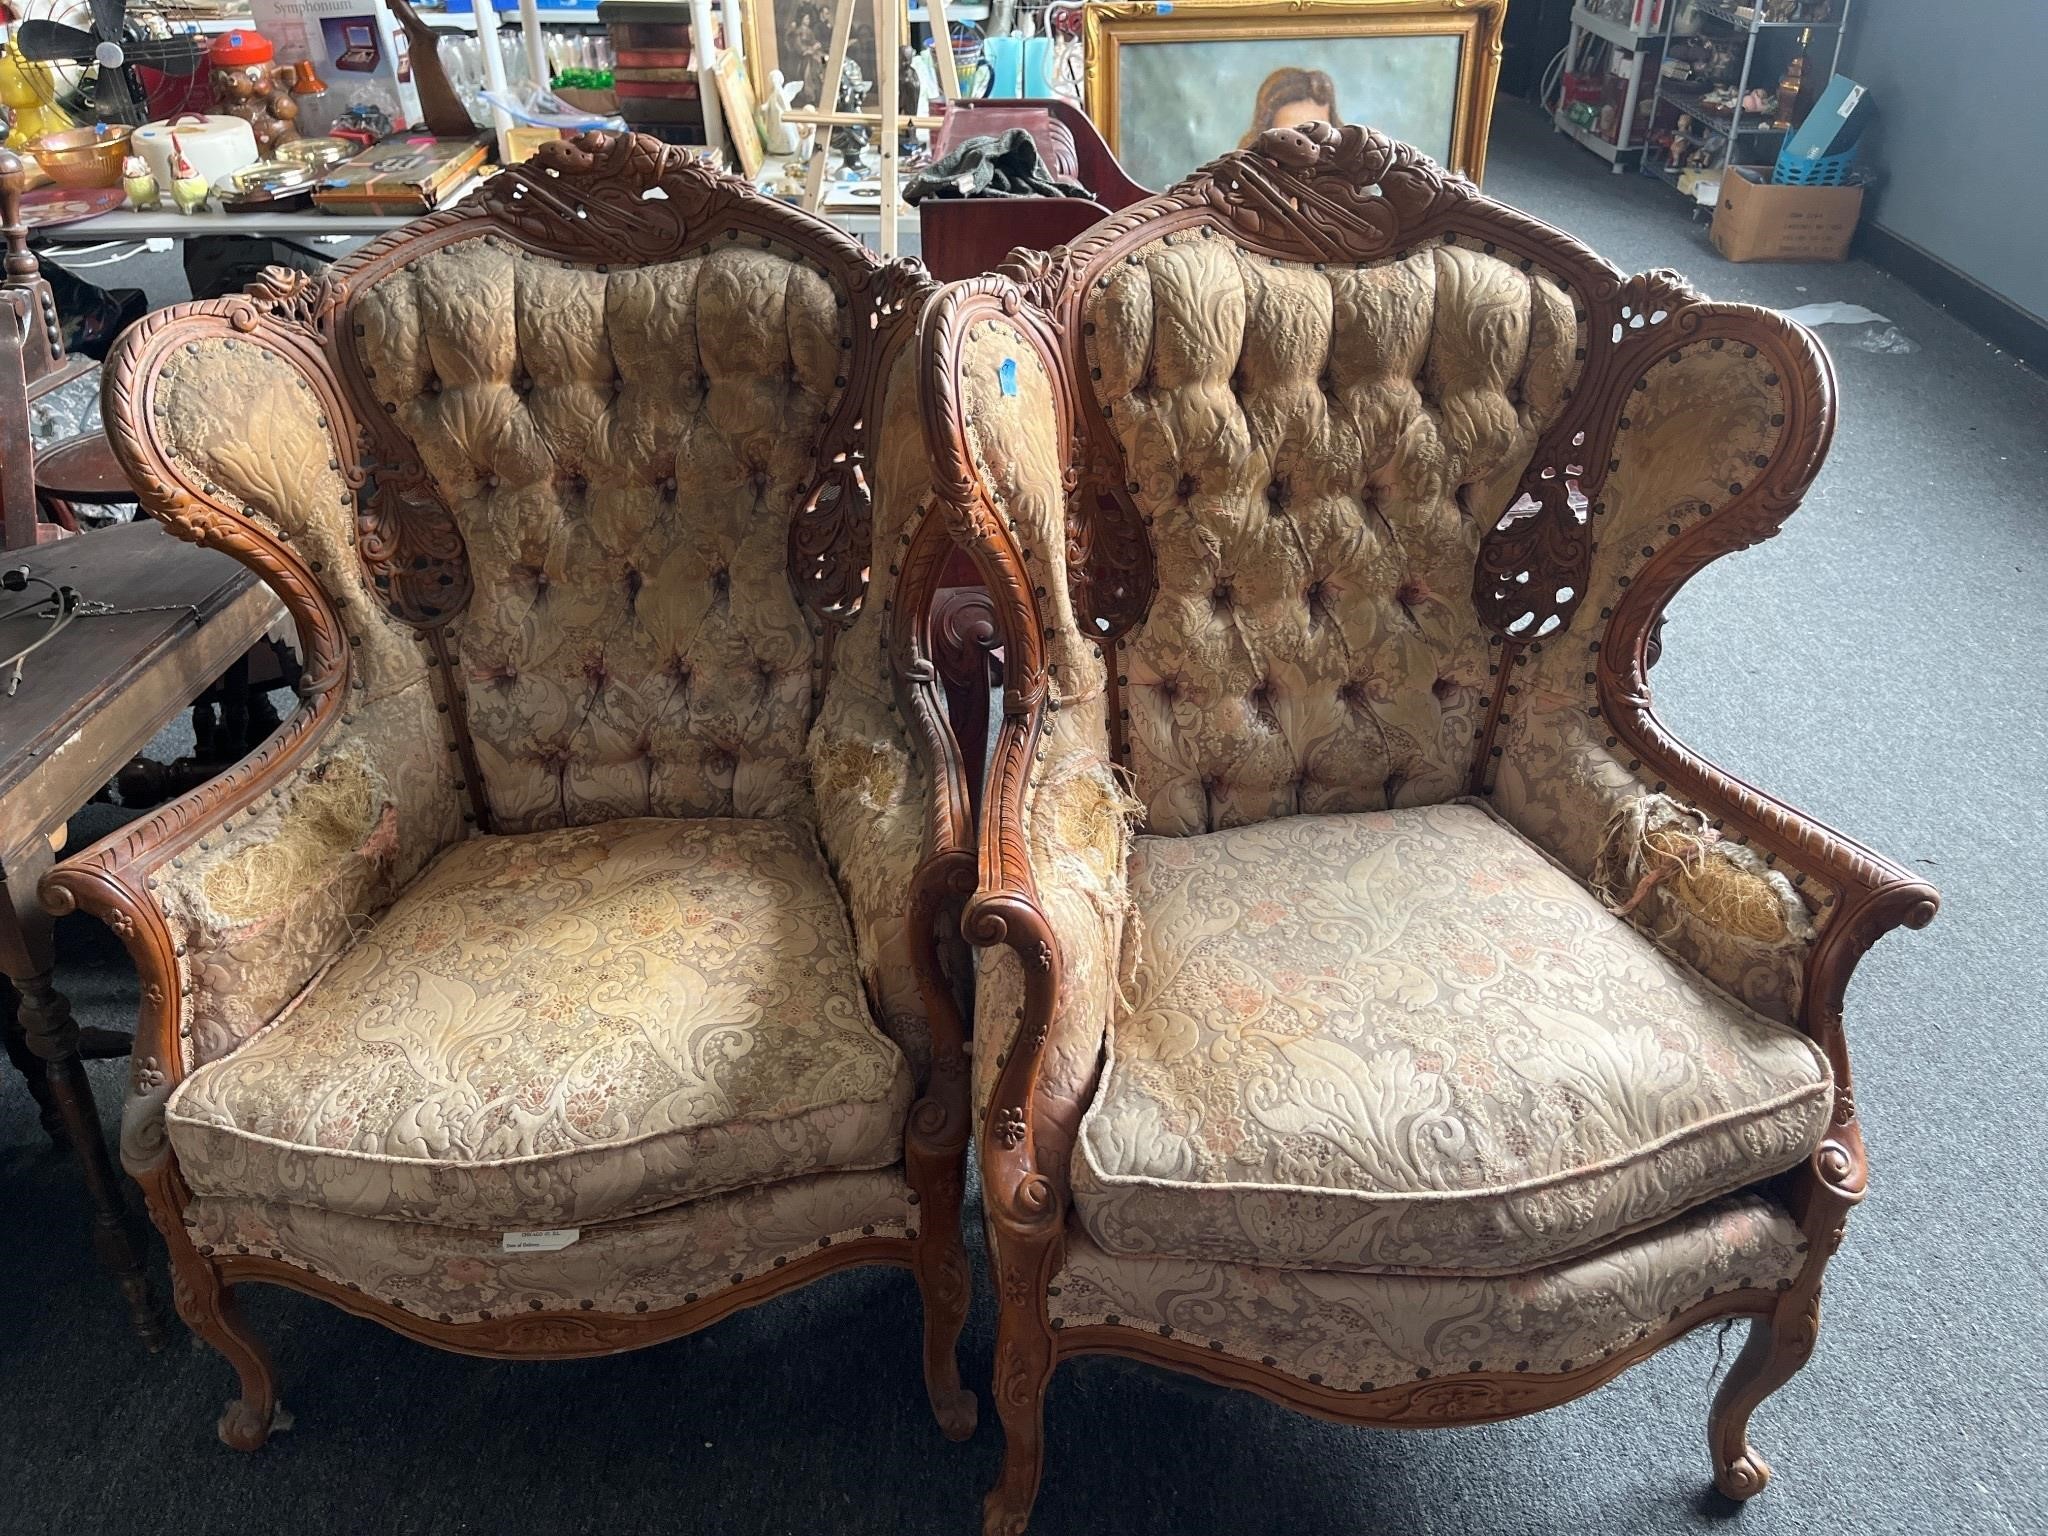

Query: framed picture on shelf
[
  {"left": 1083, "top": 0, "right": 1508, "bottom": 188},
  {"left": 741, "top": 0, "right": 914, "bottom": 120},
  {"left": 715, "top": 52, "right": 768, "bottom": 178}
]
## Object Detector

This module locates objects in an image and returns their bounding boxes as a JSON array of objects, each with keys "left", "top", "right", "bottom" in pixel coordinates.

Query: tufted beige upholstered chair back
[
  {"left": 335, "top": 175, "right": 933, "bottom": 843},
  {"left": 1083, "top": 230, "right": 1581, "bottom": 833},
  {"left": 347, "top": 236, "right": 852, "bottom": 832}
]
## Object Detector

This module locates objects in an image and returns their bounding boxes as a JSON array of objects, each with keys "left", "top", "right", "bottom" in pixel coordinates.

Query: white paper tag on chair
[{"left": 500, "top": 1228, "right": 581, "bottom": 1253}]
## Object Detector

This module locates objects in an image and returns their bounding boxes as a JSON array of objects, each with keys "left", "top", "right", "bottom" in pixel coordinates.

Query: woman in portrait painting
[{"left": 1241, "top": 66, "right": 1345, "bottom": 146}]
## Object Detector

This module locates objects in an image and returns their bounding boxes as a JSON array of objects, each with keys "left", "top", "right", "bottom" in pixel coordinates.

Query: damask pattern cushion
[
  {"left": 1050, "top": 1192, "right": 1806, "bottom": 1388},
  {"left": 1083, "top": 231, "right": 1580, "bottom": 833},
  {"left": 1071, "top": 802, "right": 1830, "bottom": 1275},
  {"left": 184, "top": 1166, "right": 912, "bottom": 1324},
  {"left": 167, "top": 818, "right": 913, "bottom": 1229},
  {"left": 351, "top": 236, "right": 847, "bottom": 832}
]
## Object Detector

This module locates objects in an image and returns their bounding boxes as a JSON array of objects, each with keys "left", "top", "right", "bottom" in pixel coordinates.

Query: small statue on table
[{"left": 830, "top": 58, "right": 870, "bottom": 180}]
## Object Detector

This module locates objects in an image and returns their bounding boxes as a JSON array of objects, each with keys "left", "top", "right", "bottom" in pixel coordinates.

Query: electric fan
[{"left": 14, "top": 0, "right": 204, "bottom": 125}]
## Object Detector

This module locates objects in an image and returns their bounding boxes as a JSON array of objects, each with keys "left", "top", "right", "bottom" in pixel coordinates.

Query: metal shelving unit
[
  {"left": 1552, "top": 4, "right": 1668, "bottom": 172},
  {"left": 1638, "top": 0, "right": 1851, "bottom": 191}
]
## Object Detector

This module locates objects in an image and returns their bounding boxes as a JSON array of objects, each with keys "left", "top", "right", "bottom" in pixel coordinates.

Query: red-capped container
[{"left": 207, "top": 29, "right": 277, "bottom": 68}]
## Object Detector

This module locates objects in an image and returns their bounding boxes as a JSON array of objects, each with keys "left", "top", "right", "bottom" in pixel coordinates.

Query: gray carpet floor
[{"left": 4, "top": 99, "right": 2043, "bottom": 1535}]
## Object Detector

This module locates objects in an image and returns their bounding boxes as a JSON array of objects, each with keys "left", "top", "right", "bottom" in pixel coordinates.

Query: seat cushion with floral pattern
[
  {"left": 1070, "top": 801, "right": 1830, "bottom": 1276},
  {"left": 165, "top": 818, "right": 914, "bottom": 1231}
]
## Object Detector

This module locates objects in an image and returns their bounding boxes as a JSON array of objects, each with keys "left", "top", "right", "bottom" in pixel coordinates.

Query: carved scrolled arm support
[
  {"left": 41, "top": 859, "right": 185, "bottom": 1178},
  {"left": 967, "top": 891, "right": 1067, "bottom": 1244},
  {"left": 1778, "top": 875, "right": 1934, "bottom": 1256},
  {"left": 917, "top": 276, "right": 1071, "bottom": 920}
]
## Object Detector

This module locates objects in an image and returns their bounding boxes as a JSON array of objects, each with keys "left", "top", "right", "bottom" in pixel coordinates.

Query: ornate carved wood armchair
[
  {"left": 42, "top": 132, "right": 982, "bottom": 1447},
  {"left": 920, "top": 124, "right": 1937, "bottom": 1533}
]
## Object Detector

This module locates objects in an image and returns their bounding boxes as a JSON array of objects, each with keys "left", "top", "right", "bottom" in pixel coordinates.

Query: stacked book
[{"left": 597, "top": 0, "right": 705, "bottom": 143}]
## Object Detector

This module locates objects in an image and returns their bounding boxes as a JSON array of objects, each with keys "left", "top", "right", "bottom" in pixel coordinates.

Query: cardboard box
[
  {"left": 249, "top": 0, "right": 423, "bottom": 132},
  {"left": 1711, "top": 166, "right": 1863, "bottom": 263}
]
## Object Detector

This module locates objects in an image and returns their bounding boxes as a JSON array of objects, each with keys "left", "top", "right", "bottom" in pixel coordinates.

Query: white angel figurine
[{"left": 758, "top": 69, "right": 804, "bottom": 156}]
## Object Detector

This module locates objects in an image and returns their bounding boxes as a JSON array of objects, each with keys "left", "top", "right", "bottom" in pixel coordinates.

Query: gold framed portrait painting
[{"left": 1084, "top": 0, "right": 1507, "bottom": 189}]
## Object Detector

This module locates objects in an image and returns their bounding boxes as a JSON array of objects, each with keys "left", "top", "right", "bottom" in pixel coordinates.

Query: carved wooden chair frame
[
  {"left": 919, "top": 124, "right": 1938, "bottom": 1532},
  {"left": 42, "top": 132, "right": 986, "bottom": 1446}
]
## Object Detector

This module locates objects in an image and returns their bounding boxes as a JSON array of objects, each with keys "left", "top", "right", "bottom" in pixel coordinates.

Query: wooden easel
[{"left": 782, "top": 0, "right": 961, "bottom": 255}]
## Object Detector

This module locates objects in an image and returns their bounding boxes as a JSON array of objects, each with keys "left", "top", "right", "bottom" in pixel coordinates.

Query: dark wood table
[{"left": 1, "top": 520, "right": 282, "bottom": 1344}]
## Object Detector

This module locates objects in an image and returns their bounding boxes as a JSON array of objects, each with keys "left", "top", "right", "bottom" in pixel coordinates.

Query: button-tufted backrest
[
  {"left": 1083, "top": 228, "right": 1578, "bottom": 834},
  {"left": 305, "top": 135, "right": 915, "bottom": 838},
  {"left": 992, "top": 126, "right": 1616, "bottom": 838},
  {"left": 349, "top": 232, "right": 849, "bottom": 832}
]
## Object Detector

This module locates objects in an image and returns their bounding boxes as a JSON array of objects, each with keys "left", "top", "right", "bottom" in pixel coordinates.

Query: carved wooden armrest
[
  {"left": 1485, "top": 298, "right": 1936, "bottom": 1229},
  {"left": 919, "top": 274, "right": 1135, "bottom": 1232}
]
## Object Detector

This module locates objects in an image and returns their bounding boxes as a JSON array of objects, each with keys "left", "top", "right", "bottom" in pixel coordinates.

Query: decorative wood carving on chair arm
[{"left": 917, "top": 274, "right": 1104, "bottom": 1239}]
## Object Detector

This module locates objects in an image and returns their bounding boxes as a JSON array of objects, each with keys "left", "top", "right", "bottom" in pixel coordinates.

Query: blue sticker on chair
[{"left": 999, "top": 357, "right": 1018, "bottom": 396}]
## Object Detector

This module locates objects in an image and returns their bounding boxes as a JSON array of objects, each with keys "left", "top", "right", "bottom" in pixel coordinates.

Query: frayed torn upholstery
[{"left": 1596, "top": 794, "right": 1815, "bottom": 949}]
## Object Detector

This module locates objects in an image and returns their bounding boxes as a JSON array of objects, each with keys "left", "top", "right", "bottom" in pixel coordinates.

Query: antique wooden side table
[{"left": 1, "top": 519, "right": 282, "bottom": 1343}]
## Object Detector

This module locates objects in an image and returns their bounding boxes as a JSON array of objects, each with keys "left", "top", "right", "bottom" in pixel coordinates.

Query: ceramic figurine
[
  {"left": 759, "top": 68, "right": 802, "bottom": 156},
  {"left": 169, "top": 137, "right": 210, "bottom": 214},
  {"left": 0, "top": 44, "right": 72, "bottom": 152},
  {"left": 207, "top": 29, "right": 301, "bottom": 155},
  {"left": 121, "top": 153, "right": 158, "bottom": 209}
]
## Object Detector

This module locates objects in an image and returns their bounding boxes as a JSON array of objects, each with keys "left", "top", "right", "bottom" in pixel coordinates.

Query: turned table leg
[
  {"left": 1, "top": 845, "right": 165, "bottom": 1348},
  {"left": 3, "top": 977, "right": 64, "bottom": 1144}
]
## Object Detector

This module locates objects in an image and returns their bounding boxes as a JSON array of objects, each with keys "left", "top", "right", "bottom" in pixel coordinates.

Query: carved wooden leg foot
[
  {"left": 912, "top": 1225, "right": 977, "bottom": 1440},
  {"left": 907, "top": 1151, "right": 977, "bottom": 1438},
  {"left": 173, "top": 1264, "right": 282, "bottom": 1451},
  {"left": 1709, "top": 1297, "right": 1820, "bottom": 1502},
  {"left": 1714, "top": 1447, "right": 1772, "bottom": 1502},
  {"left": 904, "top": 1041, "right": 978, "bottom": 1441},
  {"left": 217, "top": 1397, "right": 291, "bottom": 1451},
  {"left": 982, "top": 1306, "right": 1054, "bottom": 1536},
  {"left": 982, "top": 1470, "right": 1041, "bottom": 1536}
]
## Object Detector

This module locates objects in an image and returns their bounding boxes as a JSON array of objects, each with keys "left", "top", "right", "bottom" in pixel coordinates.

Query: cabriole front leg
[
  {"left": 1710, "top": 1123, "right": 1861, "bottom": 1501},
  {"left": 1709, "top": 1290, "right": 1820, "bottom": 1500},
  {"left": 982, "top": 1219, "right": 1061, "bottom": 1536},
  {"left": 138, "top": 1161, "right": 287, "bottom": 1450},
  {"left": 905, "top": 1055, "right": 978, "bottom": 1441}
]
